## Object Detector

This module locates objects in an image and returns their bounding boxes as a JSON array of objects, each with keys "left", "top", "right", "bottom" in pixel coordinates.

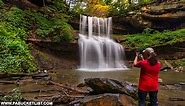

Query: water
[
  {"left": 1, "top": 69, "right": 185, "bottom": 106},
  {"left": 78, "top": 15, "right": 128, "bottom": 71}
]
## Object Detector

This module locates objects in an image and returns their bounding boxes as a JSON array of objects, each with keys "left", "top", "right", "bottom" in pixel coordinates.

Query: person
[{"left": 133, "top": 47, "right": 161, "bottom": 106}]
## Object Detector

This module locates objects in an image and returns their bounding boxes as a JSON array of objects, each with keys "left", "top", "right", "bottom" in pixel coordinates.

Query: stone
[
  {"left": 52, "top": 95, "right": 75, "bottom": 104},
  {"left": 84, "top": 78, "right": 138, "bottom": 100},
  {"left": 158, "top": 78, "right": 163, "bottom": 83},
  {"left": 32, "top": 72, "right": 49, "bottom": 79},
  {"left": 166, "top": 84, "right": 181, "bottom": 90},
  {"left": 69, "top": 93, "right": 136, "bottom": 106}
]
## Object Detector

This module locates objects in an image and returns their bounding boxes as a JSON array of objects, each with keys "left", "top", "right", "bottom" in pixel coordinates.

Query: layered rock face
[{"left": 113, "top": 1, "right": 185, "bottom": 34}]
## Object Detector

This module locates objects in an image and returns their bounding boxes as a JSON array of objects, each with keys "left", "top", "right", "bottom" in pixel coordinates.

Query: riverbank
[{"left": 0, "top": 68, "right": 185, "bottom": 105}]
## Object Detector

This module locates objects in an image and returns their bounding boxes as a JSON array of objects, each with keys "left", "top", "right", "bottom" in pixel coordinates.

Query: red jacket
[{"left": 135, "top": 60, "right": 161, "bottom": 91}]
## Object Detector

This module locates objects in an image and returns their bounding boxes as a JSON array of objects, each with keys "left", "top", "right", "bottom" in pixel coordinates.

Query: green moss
[
  {"left": 26, "top": 10, "right": 74, "bottom": 42},
  {"left": 0, "top": 88, "right": 22, "bottom": 102},
  {"left": 0, "top": 1, "right": 74, "bottom": 73},
  {"left": 123, "top": 28, "right": 185, "bottom": 50},
  {"left": 0, "top": 22, "right": 37, "bottom": 73},
  {"left": 172, "top": 58, "right": 185, "bottom": 67},
  {"left": 3, "top": 5, "right": 74, "bottom": 42},
  {"left": 4, "top": 7, "right": 31, "bottom": 31},
  {"left": 0, "top": 6, "right": 37, "bottom": 73},
  {"left": 51, "top": 0, "right": 69, "bottom": 12},
  {"left": 0, "top": 0, "right": 4, "bottom": 6}
]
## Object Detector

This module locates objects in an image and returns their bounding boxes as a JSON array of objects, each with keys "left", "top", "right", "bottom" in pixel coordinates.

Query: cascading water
[{"left": 78, "top": 15, "right": 128, "bottom": 71}]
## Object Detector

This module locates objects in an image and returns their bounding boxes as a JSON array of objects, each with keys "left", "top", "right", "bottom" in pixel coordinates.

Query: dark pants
[{"left": 138, "top": 90, "right": 158, "bottom": 106}]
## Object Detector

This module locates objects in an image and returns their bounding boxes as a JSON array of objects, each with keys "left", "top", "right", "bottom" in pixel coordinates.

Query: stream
[{"left": 0, "top": 69, "right": 185, "bottom": 106}]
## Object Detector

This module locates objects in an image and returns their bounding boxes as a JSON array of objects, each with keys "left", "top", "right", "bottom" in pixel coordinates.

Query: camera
[
  {"left": 138, "top": 54, "right": 143, "bottom": 60},
  {"left": 136, "top": 51, "right": 143, "bottom": 60}
]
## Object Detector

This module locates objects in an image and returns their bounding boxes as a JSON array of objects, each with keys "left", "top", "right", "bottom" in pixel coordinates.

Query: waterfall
[{"left": 78, "top": 15, "right": 128, "bottom": 71}]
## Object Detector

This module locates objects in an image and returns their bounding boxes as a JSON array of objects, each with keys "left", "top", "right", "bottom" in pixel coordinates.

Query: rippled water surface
[{"left": 0, "top": 69, "right": 185, "bottom": 106}]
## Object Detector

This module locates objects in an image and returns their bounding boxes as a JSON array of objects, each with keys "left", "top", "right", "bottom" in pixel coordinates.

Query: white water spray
[{"left": 78, "top": 15, "right": 128, "bottom": 71}]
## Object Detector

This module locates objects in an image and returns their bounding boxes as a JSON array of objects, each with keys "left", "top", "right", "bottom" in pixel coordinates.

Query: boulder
[
  {"left": 52, "top": 95, "right": 76, "bottom": 104},
  {"left": 84, "top": 78, "right": 138, "bottom": 99},
  {"left": 69, "top": 93, "right": 136, "bottom": 106}
]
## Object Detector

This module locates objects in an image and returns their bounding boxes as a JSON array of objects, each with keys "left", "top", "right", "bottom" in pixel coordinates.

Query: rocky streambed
[{"left": 0, "top": 69, "right": 185, "bottom": 106}]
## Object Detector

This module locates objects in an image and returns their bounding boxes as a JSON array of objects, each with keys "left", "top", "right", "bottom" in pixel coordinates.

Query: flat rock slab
[
  {"left": 69, "top": 93, "right": 136, "bottom": 106},
  {"left": 84, "top": 78, "right": 138, "bottom": 99}
]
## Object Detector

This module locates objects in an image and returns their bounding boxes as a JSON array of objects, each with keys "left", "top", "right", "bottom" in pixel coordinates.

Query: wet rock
[
  {"left": 154, "top": 43, "right": 185, "bottom": 60},
  {"left": 158, "top": 78, "right": 163, "bottom": 83},
  {"left": 112, "top": 2, "right": 185, "bottom": 34},
  {"left": 139, "top": 2, "right": 185, "bottom": 30},
  {"left": 52, "top": 95, "right": 76, "bottom": 104},
  {"left": 166, "top": 85, "right": 179, "bottom": 90},
  {"left": 180, "top": 82, "right": 185, "bottom": 85},
  {"left": 69, "top": 93, "right": 136, "bottom": 106},
  {"left": 160, "top": 60, "right": 173, "bottom": 71},
  {"left": 4, "top": 0, "right": 39, "bottom": 10},
  {"left": 179, "top": 82, "right": 185, "bottom": 90},
  {"left": 0, "top": 91, "right": 4, "bottom": 96},
  {"left": 77, "top": 82, "right": 87, "bottom": 87},
  {"left": 161, "top": 83, "right": 185, "bottom": 91},
  {"left": 142, "top": 3, "right": 185, "bottom": 15},
  {"left": 165, "top": 84, "right": 181, "bottom": 90},
  {"left": 160, "top": 67, "right": 171, "bottom": 72},
  {"left": 84, "top": 78, "right": 138, "bottom": 99},
  {"left": 169, "top": 97, "right": 185, "bottom": 101},
  {"left": 32, "top": 72, "right": 49, "bottom": 79},
  {"left": 181, "top": 85, "right": 185, "bottom": 91},
  {"left": 36, "top": 54, "right": 54, "bottom": 70},
  {"left": 174, "top": 66, "right": 184, "bottom": 72}
]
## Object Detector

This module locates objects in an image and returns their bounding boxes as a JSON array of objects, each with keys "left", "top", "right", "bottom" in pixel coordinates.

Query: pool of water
[
  {"left": 50, "top": 69, "right": 138, "bottom": 85},
  {"left": 50, "top": 68, "right": 185, "bottom": 85},
  {"left": 0, "top": 69, "right": 185, "bottom": 105}
]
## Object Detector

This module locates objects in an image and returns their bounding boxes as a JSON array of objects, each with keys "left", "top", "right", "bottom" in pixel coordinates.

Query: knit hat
[{"left": 143, "top": 47, "right": 154, "bottom": 54}]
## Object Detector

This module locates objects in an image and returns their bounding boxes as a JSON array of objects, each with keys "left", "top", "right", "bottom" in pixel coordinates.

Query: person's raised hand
[{"left": 135, "top": 52, "right": 139, "bottom": 56}]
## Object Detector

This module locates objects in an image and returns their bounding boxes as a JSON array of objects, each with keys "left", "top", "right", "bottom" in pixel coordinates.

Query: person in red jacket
[{"left": 133, "top": 47, "right": 161, "bottom": 106}]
